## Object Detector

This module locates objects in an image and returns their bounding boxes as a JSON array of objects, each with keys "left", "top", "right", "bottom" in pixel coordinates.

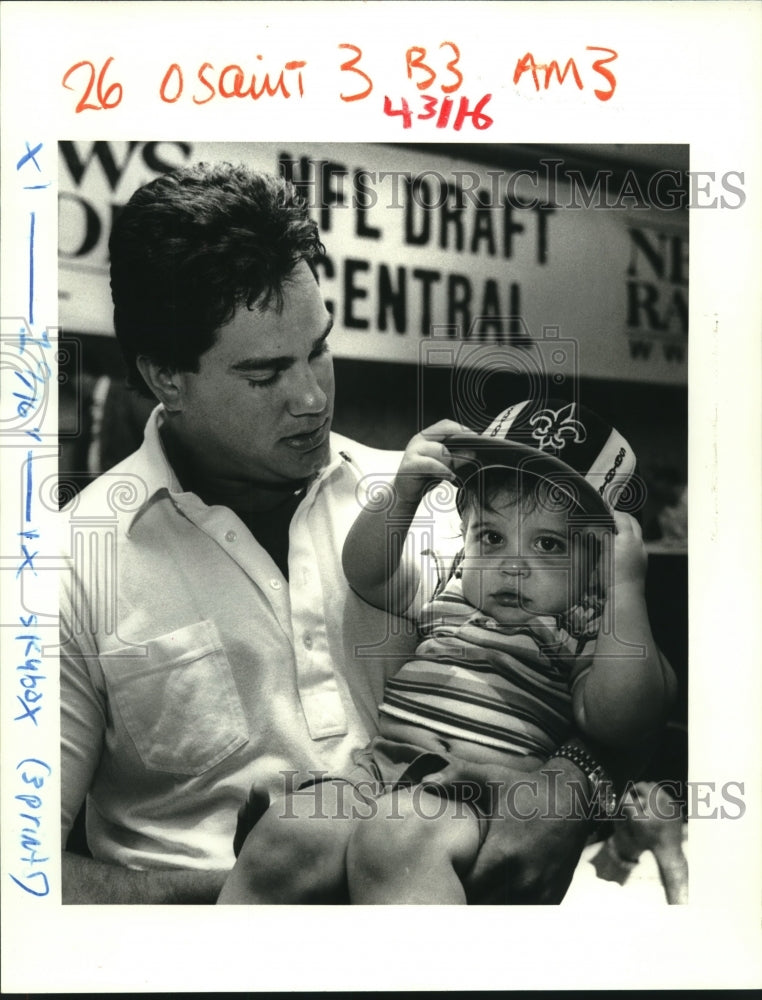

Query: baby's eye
[
  {"left": 534, "top": 535, "right": 566, "bottom": 554},
  {"left": 480, "top": 530, "right": 504, "bottom": 547}
]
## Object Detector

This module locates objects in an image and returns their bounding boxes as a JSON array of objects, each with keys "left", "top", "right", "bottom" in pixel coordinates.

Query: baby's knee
[
  {"left": 348, "top": 789, "right": 480, "bottom": 876},
  {"left": 349, "top": 791, "right": 440, "bottom": 864},
  {"left": 232, "top": 795, "right": 350, "bottom": 902}
]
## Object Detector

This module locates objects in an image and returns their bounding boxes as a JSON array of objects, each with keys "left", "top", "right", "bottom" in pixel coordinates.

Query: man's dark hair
[{"left": 109, "top": 162, "right": 325, "bottom": 397}]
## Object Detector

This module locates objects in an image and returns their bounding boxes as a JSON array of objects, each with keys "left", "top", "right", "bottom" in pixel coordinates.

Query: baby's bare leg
[
  {"left": 346, "top": 787, "right": 482, "bottom": 904},
  {"left": 218, "top": 780, "right": 362, "bottom": 904}
]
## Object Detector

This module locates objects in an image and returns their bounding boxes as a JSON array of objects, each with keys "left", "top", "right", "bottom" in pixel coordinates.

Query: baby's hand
[
  {"left": 607, "top": 511, "right": 648, "bottom": 591},
  {"left": 394, "top": 419, "right": 479, "bottom": 505}
]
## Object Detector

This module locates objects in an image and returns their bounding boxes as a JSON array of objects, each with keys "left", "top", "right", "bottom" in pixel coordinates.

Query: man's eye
[
  {"left": 310, "top": 339, "right": 331, "bottom": 361},
  {"left": 246, "top": 372, "right": 280, "bottom": 388}
]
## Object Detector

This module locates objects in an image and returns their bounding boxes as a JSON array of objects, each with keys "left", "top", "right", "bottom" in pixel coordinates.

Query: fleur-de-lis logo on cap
[{"left": 529, "top": 403, "right": 586, "bottom": 452}]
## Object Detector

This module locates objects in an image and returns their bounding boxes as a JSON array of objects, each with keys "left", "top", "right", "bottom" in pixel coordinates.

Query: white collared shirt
[{"left": 59, "top": 407, "right": 451, "bottom": 871}]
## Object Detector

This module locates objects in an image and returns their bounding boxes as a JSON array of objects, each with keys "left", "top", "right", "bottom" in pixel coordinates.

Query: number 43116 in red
[{"left": 383, "top": 93, "right": 493, "bottom": 131}]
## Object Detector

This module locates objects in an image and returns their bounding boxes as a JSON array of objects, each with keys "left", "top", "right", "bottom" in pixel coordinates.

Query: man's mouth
[{"left": 282, "top": 418, "right": 330, "bottom": 453}]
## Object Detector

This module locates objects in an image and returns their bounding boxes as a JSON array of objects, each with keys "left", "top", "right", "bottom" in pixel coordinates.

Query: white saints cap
[{"left": 449, "top": 398, "right": 637, "bottom": 518}]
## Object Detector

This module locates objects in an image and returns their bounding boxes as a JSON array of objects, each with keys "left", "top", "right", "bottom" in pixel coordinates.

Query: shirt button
[
  {"left": 303, "top": 632, "right": 313, "bottom": 650},
  {"left": 225, "top": 530, "right": 237, "bottom": 543},
  {"left": 270, "top": 578, "right": 282, "bottom": 590}
]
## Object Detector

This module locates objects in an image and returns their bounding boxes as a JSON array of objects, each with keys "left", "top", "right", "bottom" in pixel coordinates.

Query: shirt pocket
[{"left": 101, "top": 620, "right": 249, "bottom": 776}]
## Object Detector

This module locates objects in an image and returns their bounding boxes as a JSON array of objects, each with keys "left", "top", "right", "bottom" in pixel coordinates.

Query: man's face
[
  {"left": 460, "top": 495, "right": 577, "bottom": 624},
  {"left": 176, "top": 260, "right": 335, "bottom": 486}
]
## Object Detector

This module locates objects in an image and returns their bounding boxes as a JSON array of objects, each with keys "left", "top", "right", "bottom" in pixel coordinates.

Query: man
[{"left": 60, "top": 162, "right": 619, "bottom": 904}]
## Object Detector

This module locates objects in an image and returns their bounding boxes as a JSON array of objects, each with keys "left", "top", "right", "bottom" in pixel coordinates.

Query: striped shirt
[{"left": 379, "top": 575, "right": 597, "bottom": 758}]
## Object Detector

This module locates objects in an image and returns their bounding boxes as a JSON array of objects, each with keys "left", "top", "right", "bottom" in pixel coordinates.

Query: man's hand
[
  {"left": 422, "top": 756, "right": 593, "bottom": 904},
  {"left": 394, "top": 420, "right": 478, "bottom": 506}
]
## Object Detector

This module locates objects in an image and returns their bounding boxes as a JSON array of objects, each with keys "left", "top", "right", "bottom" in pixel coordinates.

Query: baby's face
[{"left": 460, "top": 497, "right": 579, "bottom": 625}]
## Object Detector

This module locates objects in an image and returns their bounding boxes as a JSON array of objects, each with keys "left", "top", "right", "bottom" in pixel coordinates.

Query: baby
[{"left": 219, "top": 399, "right": 676, "bottom": 904}]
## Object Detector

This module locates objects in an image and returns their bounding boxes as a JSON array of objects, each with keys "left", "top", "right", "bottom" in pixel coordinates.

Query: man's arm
[
  {"left": 60, "top": 587, "right": 230, "bottom": 904},
  {"left": 62, "top": 852, "right": 229, "bottom": 904},
  {"left": 462, "top": 756, "right": 593, "bottom": 904},
  {"left": 61, "top": 638, "right": 229, "bottom": 904},
  {"left": 423, "top": 735, "right": 654, "bottom": 904}
]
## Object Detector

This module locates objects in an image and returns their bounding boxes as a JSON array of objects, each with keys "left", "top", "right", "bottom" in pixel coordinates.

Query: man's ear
[{"left": 136, "top": 356, "right": 185, "bottom": 412}]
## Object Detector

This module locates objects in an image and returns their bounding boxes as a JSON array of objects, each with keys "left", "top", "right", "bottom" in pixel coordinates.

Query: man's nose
[{"left": 287, "top": 365, "right": 328, "bottom": 416}]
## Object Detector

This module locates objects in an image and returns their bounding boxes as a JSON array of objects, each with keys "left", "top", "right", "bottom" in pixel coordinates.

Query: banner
[{"left": 59, "top": 140, "right": 689, "bottom": 382}]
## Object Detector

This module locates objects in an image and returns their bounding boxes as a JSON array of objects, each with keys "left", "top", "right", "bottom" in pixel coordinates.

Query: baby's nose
[{"left": 499, "top": 554, "right": 529, "bottom": 575}]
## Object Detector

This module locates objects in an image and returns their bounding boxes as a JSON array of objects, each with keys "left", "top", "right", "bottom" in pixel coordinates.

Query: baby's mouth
[{"left": 492, "top": 589, "right": 523, "bottom": 607}]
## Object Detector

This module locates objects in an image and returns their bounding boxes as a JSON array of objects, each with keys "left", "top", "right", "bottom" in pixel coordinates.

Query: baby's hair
[{"left": 456, "top": 466, "right": 584, "bottom": 521}]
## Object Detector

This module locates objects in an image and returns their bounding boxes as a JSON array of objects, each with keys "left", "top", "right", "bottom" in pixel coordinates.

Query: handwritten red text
[
  {"left": 384, "top": 93, "right": 492, "bottom": 131},
  {"left": 62, "top": 58, "right": 123, "bottom": 113},
  {"left": 160, "top": 58, "right": 307, "bottom": 105},
  {"left": 513, "top": 46, "right": 618, "bottom": 101},
  {"left": 406, "top": 42, "right": 463, "bottom": 93}
]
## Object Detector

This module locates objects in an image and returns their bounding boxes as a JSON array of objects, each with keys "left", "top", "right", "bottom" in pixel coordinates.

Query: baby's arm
[
  {"left": 572, "top": 512, "right": 677, "bottom": 747},
  {"left": 342, "top": 419, "right": 477, "bottom": 614}
]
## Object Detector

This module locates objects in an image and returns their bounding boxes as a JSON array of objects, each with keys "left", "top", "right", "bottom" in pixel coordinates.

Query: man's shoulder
[
  {"left": 329, "top": 432, "right": 404, "bottom": 476},
  {"left": 58, "top": 449, "right": 153, "bottom": 527}
]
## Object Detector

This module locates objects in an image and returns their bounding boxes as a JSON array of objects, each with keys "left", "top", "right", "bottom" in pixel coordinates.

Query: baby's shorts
[{"left": 303, "top": 736, "right": 491, "bottom": 848}]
